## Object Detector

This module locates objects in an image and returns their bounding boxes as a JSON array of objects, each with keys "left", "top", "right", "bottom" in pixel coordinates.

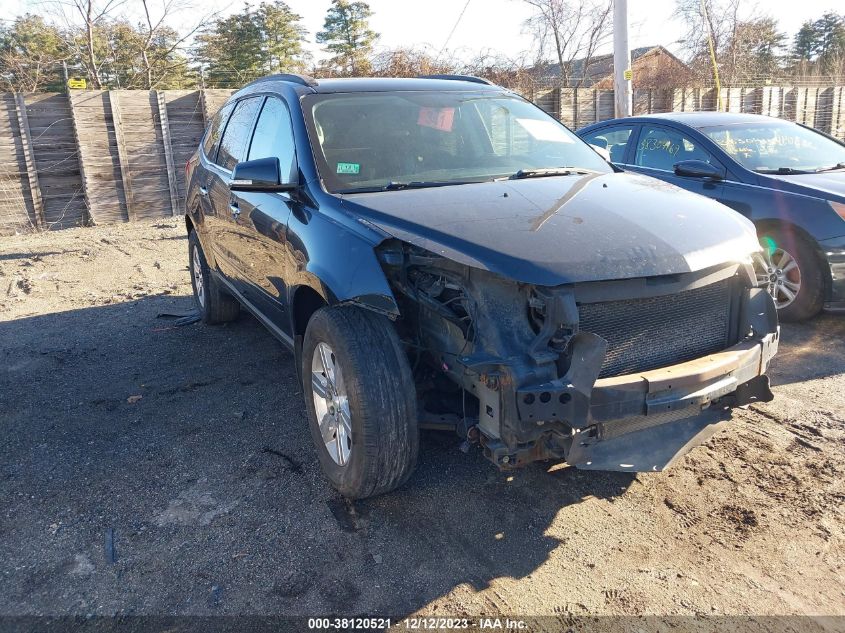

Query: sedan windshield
[
  {"left": 303, "top": 91, "right": 611, "bottom": 193},
  {"left": 701, "top": 121, "right": 845, "bottom": 173}
]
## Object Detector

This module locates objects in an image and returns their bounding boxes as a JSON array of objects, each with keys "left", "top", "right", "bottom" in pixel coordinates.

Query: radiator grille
[{"left": 578, "top": 279, "right": 733, "bottom": 378}]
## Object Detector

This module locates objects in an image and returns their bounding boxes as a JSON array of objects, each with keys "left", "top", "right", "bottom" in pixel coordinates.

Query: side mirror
[
  {"left": 230, "top": 157, "right": 297, "bottom": 192},
  {"left": 673, "top": 159, "right": 724, "bottom": 181}
]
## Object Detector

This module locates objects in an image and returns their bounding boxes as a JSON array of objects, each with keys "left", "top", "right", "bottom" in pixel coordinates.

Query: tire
[
  {"left": 302, "top": 305, "right": 418, "bottom": 499},
  {"left": 754, "top": 228, "right": 825, "bottom": 322},
  {"left": 188, "top": 230, "right": 240, "bottom": 324}
]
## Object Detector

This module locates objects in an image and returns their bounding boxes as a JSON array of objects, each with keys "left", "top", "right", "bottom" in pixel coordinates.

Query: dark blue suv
[{"left": 185, "top": 75, "right": 777, "bottom": 498}]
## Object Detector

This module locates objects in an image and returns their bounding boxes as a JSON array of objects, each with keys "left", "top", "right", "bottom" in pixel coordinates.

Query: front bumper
[
  {"left": 568, "top": 330, "right": 778, "bottom": 471},
  {"left": 479, "top": 287, "right": 779, "bottom": 472},
  {"left": 819, "top": 236, "right": 845, "bottom": 309}
]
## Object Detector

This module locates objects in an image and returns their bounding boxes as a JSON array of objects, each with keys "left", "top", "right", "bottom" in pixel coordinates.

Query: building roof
[{"left": 534, "top": 46, "right": 688, "bottom": 84}]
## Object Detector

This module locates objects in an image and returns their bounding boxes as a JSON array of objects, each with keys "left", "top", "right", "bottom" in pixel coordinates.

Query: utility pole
[{"left": 613, "top": 0, "right": 632, "bottom": 117}]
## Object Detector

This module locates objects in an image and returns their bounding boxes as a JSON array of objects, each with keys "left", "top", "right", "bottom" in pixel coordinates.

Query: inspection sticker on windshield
[
  {"left": 516, "top": 118, "right": 573, "bottom": 143},
  {"left": 336, "top": 162, "right": 360, "bottom": 174}
]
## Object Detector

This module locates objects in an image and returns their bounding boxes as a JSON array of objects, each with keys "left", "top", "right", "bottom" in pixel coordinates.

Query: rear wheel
[
  {"left": 753, "top": 228, "right": 824, "bottom": 322},
  {"left": 302, "top": 305, "right": 418, "bottom": 499},
  {"left": 188, "top": 230, "right": 240, "bottom": 324}
]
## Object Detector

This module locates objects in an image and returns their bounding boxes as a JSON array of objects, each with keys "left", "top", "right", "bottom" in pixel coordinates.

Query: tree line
[{"left": 1, "top": 0, "right": 843, "bottom": 93}]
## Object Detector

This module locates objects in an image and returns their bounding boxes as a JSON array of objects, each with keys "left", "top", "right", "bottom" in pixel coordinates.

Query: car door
[
  {"left": 628, "top": 123, "right": 727, "bottom": 200},
  {"left": 579, "top": 124, "right": 638, "bottom": 166},
  {"left": 195, "top": 101, "right": 234, "bottom": 251},
  {"left": 206, "top": 96, "right": 263, "bottom": 286},
  {"left": 229, "top": 95, "right": 298, "bottom": 334}
]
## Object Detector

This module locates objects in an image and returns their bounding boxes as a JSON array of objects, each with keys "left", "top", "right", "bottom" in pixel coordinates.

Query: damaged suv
[{"left": 185, "top": 74, "right": 779, "bottom": 499}]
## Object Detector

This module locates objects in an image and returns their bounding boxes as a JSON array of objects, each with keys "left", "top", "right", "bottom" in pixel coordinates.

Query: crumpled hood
[{"left": 340, "top": 172, "right": 760, "bottom": 286}]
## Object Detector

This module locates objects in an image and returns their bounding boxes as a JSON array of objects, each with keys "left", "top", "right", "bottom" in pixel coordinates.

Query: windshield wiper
[
  {"left": 815, "top": 162, "right": 845, "bottom": 173},
  {"left": 754, "top": 167, "right": 812, "bottom": 175},
  {"left": 380, "top": 180, "right": 461, "bottom": 191},
  {"left": 337, "top": 180, "right": 477, "bottom": 194},
  {"left": 507, "top": 167, "right": 596, "bottom": 180}
]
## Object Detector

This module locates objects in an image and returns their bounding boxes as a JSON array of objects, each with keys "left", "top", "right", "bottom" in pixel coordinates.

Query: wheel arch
[{"left": 752, "top": 218, "right": 832, "bottom": 301}]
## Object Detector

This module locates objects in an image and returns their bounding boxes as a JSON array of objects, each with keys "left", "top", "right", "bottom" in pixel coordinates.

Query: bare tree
[
  {"left": 522, "top": 0, "right": 612, "bottom": 89},
  {"left": 136, "top": 0, "right": 220, "bottom": 89}
]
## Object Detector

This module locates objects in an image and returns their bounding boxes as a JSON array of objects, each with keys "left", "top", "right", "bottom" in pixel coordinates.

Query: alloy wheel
[
  {"left": 192, "top": 245, "right": 205, "bottom": 308},
  {"left": 753, "top": 240, "right": 801, "bottom": 309},
  {"left": 310, "top": 342, "right": 352, "bottom": 466}
]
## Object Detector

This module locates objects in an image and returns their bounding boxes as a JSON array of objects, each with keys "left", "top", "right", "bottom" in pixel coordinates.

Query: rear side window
[
  {"left": 217, "top": 97, "right": 262, "bottom": 171},
  {"left": 248, "top": 97, "right": 297, "bottom": 182},
  {"left": 581, "top": 126, "right": 633, "bottom": 163},
  {"left": 202, "top": 101, "right": 235, "bottom": 160}
]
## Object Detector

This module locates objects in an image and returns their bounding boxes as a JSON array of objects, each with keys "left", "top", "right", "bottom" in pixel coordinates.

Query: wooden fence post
[
  {"left": 156, "top": 91, "right": 180, "bottom": 217},
  {"left": 13, "top": 93, "right": 45, "bottom": 230},
  {"left": 67, "top": 91, "right": 94, "bottom": 226},
  {"left": 108, "top": 91, "right": 136, "bottom": 222}
]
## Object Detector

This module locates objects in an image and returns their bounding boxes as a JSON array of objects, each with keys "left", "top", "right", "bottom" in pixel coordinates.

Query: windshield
[
  {"left": 303, "top": 91, "right": 611, "bottom": 193},
  {"left": 701, "top": 121, "right": 845, "bottom": 173}
]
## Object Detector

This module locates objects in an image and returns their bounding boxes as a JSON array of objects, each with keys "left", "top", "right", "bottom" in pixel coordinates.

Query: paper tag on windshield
[{"left": 516, "top": 118, "right": 574, "bottom": 143}]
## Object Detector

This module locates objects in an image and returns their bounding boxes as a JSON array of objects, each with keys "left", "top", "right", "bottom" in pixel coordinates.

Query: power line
[{"left": 437, "top": 0, "right": 472, "bottom": 60}]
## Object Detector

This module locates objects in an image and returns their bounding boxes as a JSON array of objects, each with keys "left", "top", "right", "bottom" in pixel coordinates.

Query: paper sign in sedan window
[{"left": 516, "top": 118, "right": 574, "bottom": 143}]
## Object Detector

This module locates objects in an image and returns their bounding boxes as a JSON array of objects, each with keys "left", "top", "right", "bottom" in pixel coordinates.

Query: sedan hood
[
  {"left": 765, "top": 171, "right": 845, "bottom": 201},
  {"left": 341, "top": 172, "right": 760, "bottom": 286}
]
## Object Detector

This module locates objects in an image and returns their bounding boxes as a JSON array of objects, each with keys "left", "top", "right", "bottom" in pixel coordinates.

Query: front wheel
[
  {"left": 753, "top": 228, "right": 825, "bottom": 322},
  {"left": 302, "top": 305, "right": 418, "bottom": 499}
]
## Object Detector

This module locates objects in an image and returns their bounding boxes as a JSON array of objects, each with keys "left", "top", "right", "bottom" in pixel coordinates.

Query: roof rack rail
[
  {"left": 243, "top": 73, "right": 319, "bottom": 88},
  {"left": 418, "top": 74, "right": 496, "bottom": 86}
]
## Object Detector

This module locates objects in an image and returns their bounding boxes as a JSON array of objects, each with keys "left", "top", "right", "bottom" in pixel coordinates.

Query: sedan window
[
  {"left": 635, "top": 125, "right": 713, "bottom": 172},
  {"left": 581, "top": 126, "right": 633, "bottom": 163},
  {"left": 702, "top": 121, "right": 845, "bottom": 173}
]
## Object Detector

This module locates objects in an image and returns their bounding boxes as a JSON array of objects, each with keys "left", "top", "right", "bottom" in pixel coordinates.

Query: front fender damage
[{"left": 377, "top": 239, "right": 779, "bottom": 474}]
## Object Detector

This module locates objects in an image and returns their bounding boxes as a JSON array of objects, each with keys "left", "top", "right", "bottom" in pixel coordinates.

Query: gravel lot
[{"left": 1, "top": 219, "right": 844, "bottom": 624}]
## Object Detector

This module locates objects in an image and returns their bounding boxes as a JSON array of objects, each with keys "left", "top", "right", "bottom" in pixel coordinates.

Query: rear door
[
  {"left": 206, "top": 96, "right": 263, "bottom": 286},
  {"left": 195, "top": 101, "right": 234, "bottom": 252}
]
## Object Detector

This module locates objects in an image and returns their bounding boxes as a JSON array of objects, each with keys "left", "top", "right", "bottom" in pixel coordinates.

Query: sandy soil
[{"left": 1, "top": 219, "right": 844, "bottom": 626}]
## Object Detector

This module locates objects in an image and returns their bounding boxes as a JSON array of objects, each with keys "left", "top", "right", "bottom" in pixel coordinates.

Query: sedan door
[{"left": 627, "top": 124, "right": 728, "bottom": 200}]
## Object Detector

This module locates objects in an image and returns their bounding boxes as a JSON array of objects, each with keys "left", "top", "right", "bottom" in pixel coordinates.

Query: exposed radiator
[{"left": 578, "top": 278, "right": 734, "bottom": 378}]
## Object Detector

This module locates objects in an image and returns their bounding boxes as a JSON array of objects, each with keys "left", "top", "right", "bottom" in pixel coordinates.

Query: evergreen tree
[{"left": 316, "top": 0, "right": 378, "bottom": 76}]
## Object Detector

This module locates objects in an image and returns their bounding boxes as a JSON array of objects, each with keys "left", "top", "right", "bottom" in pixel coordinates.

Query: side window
[
  {"left": 217, "top": 97, "right": 262, "bottom": 171},
  {"left": 635, "top": 125, "right": 713, "bottom": 171},
  {"left": 581, "top": 126, "right": 633, "bottom": 163},
  {"left": 248, "top": 97, "right": 297, "bottom": 182},
  {"left": 202, "top": 101, "right": 235, "bottom": 160}
]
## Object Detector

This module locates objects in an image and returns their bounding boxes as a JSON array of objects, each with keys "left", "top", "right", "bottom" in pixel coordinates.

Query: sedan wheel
[{"left": 753, "top": 241, "right": 801, "bottom": 310}]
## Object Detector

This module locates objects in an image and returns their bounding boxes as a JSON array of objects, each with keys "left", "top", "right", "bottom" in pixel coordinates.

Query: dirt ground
[{"left": 1, "top": 219, "right": 844, "bottom": 626}]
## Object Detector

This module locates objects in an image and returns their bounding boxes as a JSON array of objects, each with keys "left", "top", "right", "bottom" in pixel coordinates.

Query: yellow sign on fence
[{"left": 67, "top": 77, "right": 87, "bottom": 90}]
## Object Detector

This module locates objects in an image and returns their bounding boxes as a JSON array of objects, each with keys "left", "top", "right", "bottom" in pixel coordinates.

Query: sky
[{"left": 5, "top": 0, "right": 843, "bottom": 63}]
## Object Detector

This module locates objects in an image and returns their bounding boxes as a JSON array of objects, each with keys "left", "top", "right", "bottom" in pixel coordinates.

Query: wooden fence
[{"left": 1, "top": 85, "right": 844, "bottom": 234}]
